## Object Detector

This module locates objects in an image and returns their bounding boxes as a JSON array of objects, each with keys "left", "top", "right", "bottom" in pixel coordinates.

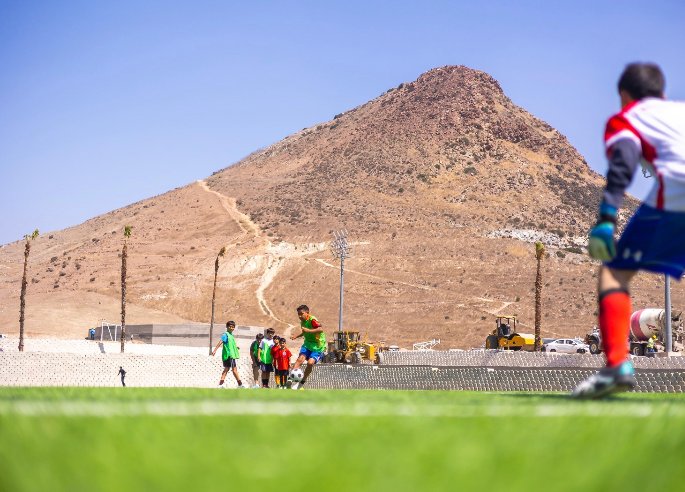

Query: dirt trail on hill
[
  {"left": 196, "top": 180, "right": 260, "bottom": 238},
  {"left": 197, "top": 180, "right": 327, "bottom": 336}
]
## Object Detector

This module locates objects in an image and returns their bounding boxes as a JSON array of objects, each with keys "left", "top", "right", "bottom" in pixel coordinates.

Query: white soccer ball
[{"left": 290, "top": 368, "right": 304, "bottom": 382}]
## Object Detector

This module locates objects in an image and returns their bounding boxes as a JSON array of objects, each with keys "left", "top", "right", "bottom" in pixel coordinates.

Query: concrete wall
[
  {"left": 0, "top": 352, "right": 255, "bottom": 388},
  {"left": 1, "top": 340, "right": 683, "bottom": 392},
  {"left": 381, "top": 349, "right": 685, "bottom": 370},
  {"left": 306, "top": 364, "right": 685, "bottom": 392},
  {"left": 0, "top": 336, "right": 263, "bottom": 388},
  {"left": 91, "top": 324, "right": 266, "bottom": 348},
  {"left": 0, "top": 335, "right": 257, "bottom": 357}
]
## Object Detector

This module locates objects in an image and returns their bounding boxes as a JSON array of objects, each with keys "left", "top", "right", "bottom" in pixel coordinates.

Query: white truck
[{"left": 585, "top": 308, "right": 684, "bottom": 356}]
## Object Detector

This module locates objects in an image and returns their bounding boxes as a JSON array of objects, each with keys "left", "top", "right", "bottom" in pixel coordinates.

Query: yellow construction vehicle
[
  {"left": 324, "top": 330, "right": 388, "bottom": 364},
  {"left": 484, "top": 316, "right": 537, "bottom": 351}
]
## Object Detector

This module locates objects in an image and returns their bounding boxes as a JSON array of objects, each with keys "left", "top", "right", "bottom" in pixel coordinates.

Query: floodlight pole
[
  {"left": 665, "top": 274, "right": 672, "bottom": 354},
  {"left": 339, "top": 255, "right": 345, "bottom": 332},
  {"left": 331, "top": 231, "right": 351, "bottom": 332}
]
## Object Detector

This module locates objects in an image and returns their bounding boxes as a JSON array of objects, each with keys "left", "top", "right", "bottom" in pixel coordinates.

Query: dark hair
[
  {"left": 256, "top": 333, "right": 264, "bottom": 338},
  {"left": 266, "top": 328, "right": 275, "bottom": 334},
  {"left": 226, "top": 320, "right": 236, "bottom": 328},
  {"left": 296, "top": 304, "right": 309, "bottom": 313},
  {"left": 618, "top": 63, "right": 665, "bottom": 100}
]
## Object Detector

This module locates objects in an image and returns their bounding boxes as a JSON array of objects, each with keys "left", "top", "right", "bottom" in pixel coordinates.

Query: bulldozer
[
  {"left": 484, "top": 316, "right": 537, "bottom": 351},
  {"left": 323, "top": 330, "right": 388, "bottom": 364}
]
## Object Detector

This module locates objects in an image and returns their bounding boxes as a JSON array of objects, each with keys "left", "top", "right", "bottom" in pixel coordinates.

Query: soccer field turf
[{"left": 1, "top": 388, "right": 683, "bottom": 492}]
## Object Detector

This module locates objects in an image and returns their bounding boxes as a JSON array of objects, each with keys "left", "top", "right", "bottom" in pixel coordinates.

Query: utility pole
[
  {"left": 665, "top": 274, "right": 672, "bottom": 354},
  {"left": 331, "top": 230, "right": 351, "bottom": 332}
]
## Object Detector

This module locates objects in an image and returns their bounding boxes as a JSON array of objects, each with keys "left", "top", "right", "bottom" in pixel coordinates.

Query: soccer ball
[{"left": 290, "top": 368, "right": 304, "bottom": 382}]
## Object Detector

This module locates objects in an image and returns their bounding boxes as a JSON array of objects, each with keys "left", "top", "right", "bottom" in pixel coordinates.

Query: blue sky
[{"left": 1, "top": 1, "right": 684, "bottom": 245}]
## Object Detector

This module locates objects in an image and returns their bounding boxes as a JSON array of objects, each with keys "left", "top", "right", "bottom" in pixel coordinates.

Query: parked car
[{"left": 542, "top": 338, "right": 589, "bottom": 354}]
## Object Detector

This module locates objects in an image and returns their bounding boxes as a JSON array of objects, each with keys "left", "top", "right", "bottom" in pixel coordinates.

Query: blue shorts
[
  {"left": 299, "top": 346, "right": 323, "bottom": 363},
  {"left": 606, "top": 205, "right": 685, "bottom": 278}
]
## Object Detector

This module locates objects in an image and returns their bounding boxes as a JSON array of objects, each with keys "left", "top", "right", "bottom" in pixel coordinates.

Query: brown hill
[{"left": 0, "top": 66, "right": 674, "bottom": 348}]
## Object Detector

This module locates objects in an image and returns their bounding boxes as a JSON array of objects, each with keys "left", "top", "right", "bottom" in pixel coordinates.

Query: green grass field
[{"left": 1, "top": 387, "right": 684, "bottom": 492}]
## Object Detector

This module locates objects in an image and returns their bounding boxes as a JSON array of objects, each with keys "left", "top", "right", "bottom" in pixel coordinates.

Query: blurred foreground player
[{"left": 574, "top": 63, "right": 685, "bottom": 398}]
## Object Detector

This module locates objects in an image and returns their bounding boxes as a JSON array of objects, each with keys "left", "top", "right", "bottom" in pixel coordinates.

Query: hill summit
[{"left": 208, "top": 65, "right": 604, "bottom": 240}]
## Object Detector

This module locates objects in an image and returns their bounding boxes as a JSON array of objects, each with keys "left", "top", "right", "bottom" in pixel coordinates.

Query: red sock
[{"left": 599, "top": 290, "right": 631, "bottom": 367}]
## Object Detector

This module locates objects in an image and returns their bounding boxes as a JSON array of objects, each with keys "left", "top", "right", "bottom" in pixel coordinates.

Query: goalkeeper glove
[{"left": 588, "top": 203, "right": 617, "bottom": 261}]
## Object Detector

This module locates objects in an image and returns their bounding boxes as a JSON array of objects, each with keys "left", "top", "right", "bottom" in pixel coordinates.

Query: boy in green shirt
[
  {"left": 289, "top": 304, "right": 326, "bottom": 389},
  {"left": 211, "top": 320, "right": 244, "bottom": 388}
]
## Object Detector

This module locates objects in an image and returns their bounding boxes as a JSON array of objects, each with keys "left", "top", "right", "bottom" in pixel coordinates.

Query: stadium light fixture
[{"left": 331, "top": 230, "right": 351, "bottom": 332}]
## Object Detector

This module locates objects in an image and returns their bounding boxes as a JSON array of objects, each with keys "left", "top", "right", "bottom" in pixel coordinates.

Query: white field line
[{"left": 1, "top": 400, "right": 683, "bottom": 418}]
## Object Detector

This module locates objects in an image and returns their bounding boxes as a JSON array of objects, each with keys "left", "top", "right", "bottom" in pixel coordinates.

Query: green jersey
[
  {"left": 259, "top": 338, "right": 275, "bottom": 363},
  {"left": 301, "top": 315, "right": 326, "bottom": 352},
  {"left": 221, "top": 331, "right": 239, "bottom": 360}
]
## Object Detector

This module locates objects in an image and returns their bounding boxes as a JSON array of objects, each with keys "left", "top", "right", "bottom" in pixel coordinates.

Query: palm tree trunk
[
  {"left": 209, "top": 256, "right": 219, "bottom": 355},
  {"left": 18, "top": 239, "right": 31, "bottom": 352},
  {"left": 534, "top": 242, "right": 545, "bottom": 351},
  {"left": 120, "top": 240, "right": 127, "bottom": 353}
]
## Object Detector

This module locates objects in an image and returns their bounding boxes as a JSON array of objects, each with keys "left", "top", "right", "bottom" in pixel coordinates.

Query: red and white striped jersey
[{"left": 605, "top": 98, "right": 685, "bottom": 211}]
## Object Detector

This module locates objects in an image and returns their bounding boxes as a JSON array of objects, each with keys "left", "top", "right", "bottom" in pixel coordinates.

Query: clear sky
[{"left": 1, "top": 0, "right": 684, "bottom": 245}]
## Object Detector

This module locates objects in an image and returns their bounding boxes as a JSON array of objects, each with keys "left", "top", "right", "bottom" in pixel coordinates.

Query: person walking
[
  {"left": 211, "top": 320, "right": 244, "bottom": 388},
  {"left": 574, "top": 62, "right": 685, "bottom": 398}
]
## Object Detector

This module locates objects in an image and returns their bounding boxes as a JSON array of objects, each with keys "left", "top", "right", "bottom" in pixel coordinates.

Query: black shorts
[
  {"left": 276, "top": 369, "right": 289, "bottom": 377},
  {"left": 260, "top": 363, "right": 274, "bottom": 372},
  {"left": 222, "top": 358, "right": 237, "bottom": 369}
]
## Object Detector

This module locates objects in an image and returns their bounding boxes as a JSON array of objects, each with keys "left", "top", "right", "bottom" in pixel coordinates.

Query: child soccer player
[
  {"left": 257, "top": 328, "right": 276, "bottom": 388},
  {"left": 270, "top": 336, "right": 281, "bottom": 387},
  {"left": 289, "top": 304, "right": 326, "bottom": 390},
  {"left": 574, "top": 62, "right": 685, "bottom": 398},
  {"left": 273, "top": 337, "right": 293, "bottom": 388},
  {"left": 250, "top": 333, "right": 264, "bottom": 388},
  {"left": 211, "top": 320, "right": 244, "bottom": 388}
]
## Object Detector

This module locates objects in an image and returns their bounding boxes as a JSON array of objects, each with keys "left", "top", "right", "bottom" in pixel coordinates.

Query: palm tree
[
  {"left": 120, "top": 225, "right": 132, "bottom": 353},
  {"left": 18, "top": 229, "right": 39, "bottom": 352},
  {"left": 534, "top": 241, "right": 545, "bottom": 351},
  {"left": 209, "top": 246, "right": 226, "bottom": 355}
]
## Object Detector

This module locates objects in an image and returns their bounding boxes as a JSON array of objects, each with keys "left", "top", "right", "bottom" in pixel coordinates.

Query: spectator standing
[
  {"left": 274, "top": 337, "right": 293, "bottom": 389},
  {"left": 271, "top": 337, "right": 282, "bottom": 387},
  {"left": 257, "top": 328, "right": 276, "bottom": 388},
  {"left": 250, "top": 333, "right": 264, "bottom": 388}
]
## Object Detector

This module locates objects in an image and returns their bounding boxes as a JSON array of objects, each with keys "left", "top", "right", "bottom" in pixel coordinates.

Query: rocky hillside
[
  {"left": 0, "top": 66, "right": 671, "bottom": 349},
  {"left": 209, "top": 66, "right": 615, "bottom": 240}
]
